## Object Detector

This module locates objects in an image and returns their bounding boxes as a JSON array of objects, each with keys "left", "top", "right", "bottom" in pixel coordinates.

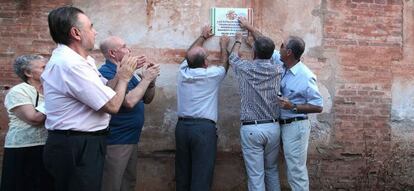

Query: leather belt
[
  {"left": 48, "top": 128, "right": 109, "bottom": 136},
  {"left": 279, "top": 116, "right": 308, "bottom": 125},
  {"left": 241, "top": 119, "right": 278, "bottom": 125},
  {"left": 178, "top": 117, "right": 216, "bottom": 124}
]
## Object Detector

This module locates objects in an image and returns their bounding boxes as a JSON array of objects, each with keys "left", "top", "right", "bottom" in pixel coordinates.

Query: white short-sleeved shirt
[
  {"left": 41, "top": 44, "right": 116, "bottom": 132},
  {"left": 4, "top": 83, "right": 48, "bottom": 148},
  {"left": 176, "top": 60, "right": 226, "bottom": 123}
]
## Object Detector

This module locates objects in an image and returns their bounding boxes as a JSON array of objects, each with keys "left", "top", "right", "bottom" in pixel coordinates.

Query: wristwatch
[{"left": 292, "top": 104, "right": 298, "bottom": 112}]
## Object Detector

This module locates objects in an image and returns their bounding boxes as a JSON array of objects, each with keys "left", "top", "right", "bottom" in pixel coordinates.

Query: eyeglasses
[
  {"left": 114, "top": 44, "right": 128, "bottom": 51},
  {"left": 112, "top": 44, "right": 131, "bottom": 54}
]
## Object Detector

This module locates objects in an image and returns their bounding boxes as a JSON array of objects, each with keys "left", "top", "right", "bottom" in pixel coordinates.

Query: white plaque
[{"left": 210, "top": 7, "right": 253, "bottom": 36}]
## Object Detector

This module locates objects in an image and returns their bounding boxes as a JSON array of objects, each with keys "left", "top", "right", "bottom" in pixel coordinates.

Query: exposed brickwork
[{"left": 318, "top": 0, "right": 403, "bottom": 189}]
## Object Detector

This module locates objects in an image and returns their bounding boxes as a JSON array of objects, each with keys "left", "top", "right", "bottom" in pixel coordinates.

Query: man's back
[
  {"left": 176, "top": 60, "right": 226, "bottom": 122},
  {"left": 229, "top": 53, "right": 283, "bottom": 121}
]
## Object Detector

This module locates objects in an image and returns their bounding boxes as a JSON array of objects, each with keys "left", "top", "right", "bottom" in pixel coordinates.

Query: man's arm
[
  {"left": 142, "top": 80, "right": 156, "bottom": 104},
  {"left": 278, "top": 78, "right": 323, "bottom": 114},
  {"left": 187, "top": 25, "right": 213, "bottom": 51},
  {"left": 180, "top": 25, "right": 214, "bottom": 64},
  {"left": 105, "top": 74, "right": 119, "bottom": 90},
  {"left": 278, "top": 97, "right": 323, "bottom": 114},
  {"left": 219, "top": 35, "right": 230, "bottom": 72},
  {"left": 239, "top": 17, "right": 263, "bottom": 41},
  {"left": 123, "top": 63, "right": 160, "bottom": 108},
  {"left": 245, "top": 35, "right": 255, "bottom": 48},
  {"left": 99, "top": 55, "right": 138, "bottom": 114},
  {"left": 230, "top": 32, "right": 243, "bottom": 56}
]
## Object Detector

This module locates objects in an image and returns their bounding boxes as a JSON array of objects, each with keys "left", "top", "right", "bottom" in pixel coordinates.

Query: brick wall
[
  {"left": 0, "top": 0, "right": 413, "bottom": 190},
  {"left": 315, "top": 0, "right": 408, "bottom": 189}
]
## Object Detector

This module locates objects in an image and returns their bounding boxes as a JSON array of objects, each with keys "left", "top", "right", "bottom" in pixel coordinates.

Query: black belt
[
  {"left": 48, "top": 128, "right": 109, "bottom": 136},
  {"left": 178, "top": 117, "right": 216, "bottom": 124},
  {"left": 279, "top": 116, "right": 308, "bottom": 125},
  {"left": 241, "top": 119, "right": 278, "bottom": 125}
]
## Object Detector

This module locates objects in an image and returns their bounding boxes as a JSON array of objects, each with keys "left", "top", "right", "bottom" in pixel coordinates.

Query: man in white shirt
[
  {"left": 41, "top": 6, "right": 138, "bottom": 191},
  {"left": 175, "top": 26, "right": 229, "bottom": 191}
]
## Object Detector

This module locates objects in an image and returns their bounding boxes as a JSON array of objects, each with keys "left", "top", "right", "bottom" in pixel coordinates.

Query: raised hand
[
  {"left": 201, "top": 25, "right": 213, "bottom": 39},
  {"left": 141, "top": 62, "right": 160, "bottom": 82},
  {"left": 118, "top": 54, "right": 138, "bottom": 81},
  {"left": 238, "top": 17, "right": 250, "bottom": 29},
  {"left": 136, "top": 55, "right": 146, "bottom": 69},
  {"left": 238, "top": 17, "right": 262, "bottom": 39}
]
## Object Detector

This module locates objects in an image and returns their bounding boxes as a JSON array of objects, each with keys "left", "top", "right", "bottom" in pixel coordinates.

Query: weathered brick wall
[
  {"left": 318, "top": 1, "right": 404, "bottom": 189},
  {"left": 0, "top": 0, "right": 413, "bottom": 190}
]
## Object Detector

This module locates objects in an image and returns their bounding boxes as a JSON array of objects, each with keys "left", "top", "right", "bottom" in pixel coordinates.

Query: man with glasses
[
  {"left": 98, "top": 36, "right": 160, "bottom": 191},
  {"left": 275, "top": 36, "right": 323, "bottom": 191},
  {"left": 175, "top": 26, "right": 230, "bottom": 191},
  {"left": 238, "top": 17, "right": 323, "bottom": 191},
  {"left": 42, "top": 6, "right": 138, "bottom": 191}
]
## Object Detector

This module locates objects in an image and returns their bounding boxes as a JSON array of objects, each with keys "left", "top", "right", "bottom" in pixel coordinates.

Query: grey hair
[{"left": 13, "top": 55, "right": 44, "bottom": 83}]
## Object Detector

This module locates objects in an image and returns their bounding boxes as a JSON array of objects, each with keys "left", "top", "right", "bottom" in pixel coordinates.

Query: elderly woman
[{"left": 1, "top": 55, "right": 53, "bottom": 191}]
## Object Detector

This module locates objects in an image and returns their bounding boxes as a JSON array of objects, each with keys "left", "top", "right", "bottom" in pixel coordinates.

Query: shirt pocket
[{"left": 282, "top": 87, "right": 296, "bottom": 97}]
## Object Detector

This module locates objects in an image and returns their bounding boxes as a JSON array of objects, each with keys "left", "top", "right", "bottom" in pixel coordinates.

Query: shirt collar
[
  {"left": 104, "top": 59, "right": 117, "bottom": 70},
  {"left": 286, "top": 61, "right": 303, "bottom": 76},
  {"left": 55, "top": 44, "right": 95, "bottom": 66},
  {"left": 253, "top": 58, "right": 271, "bottom": 64}
]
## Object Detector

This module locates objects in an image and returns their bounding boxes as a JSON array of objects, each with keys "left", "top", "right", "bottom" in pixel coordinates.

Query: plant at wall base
[
  {"left": 375, "top": 143, "right": 414, "bottom": 190},
  {"left": 355, "top": 143, "right": 414, "bottom": 190}
]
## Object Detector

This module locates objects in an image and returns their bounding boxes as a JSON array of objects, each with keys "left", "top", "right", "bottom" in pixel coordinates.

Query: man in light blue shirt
[
  {"left": 240, "top": 18, "right": 323, "bottom": 191},
  {"left": 276, "top": 37, "right": 323, "bottom": 191}
]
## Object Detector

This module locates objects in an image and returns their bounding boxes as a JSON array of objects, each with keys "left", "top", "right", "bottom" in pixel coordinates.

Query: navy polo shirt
[{"left": 98, "top": 60, "right": 145, "bottom": 145}]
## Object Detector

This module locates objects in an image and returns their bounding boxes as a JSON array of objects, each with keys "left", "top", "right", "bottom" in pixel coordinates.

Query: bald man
[
  {"left": 175, "top": 26, "right": 230, "bottom": 191},
  {"left": 98, "top": 36, "right": 160, "bottom": 191}
]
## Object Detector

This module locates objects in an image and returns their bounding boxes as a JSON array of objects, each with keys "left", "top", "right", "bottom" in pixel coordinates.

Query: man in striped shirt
[
  {"left": 229, "top": 22, "right": 284, "bottom": 190},
  {"left": 238, "top": 17, "right": 323, "bottom": 191}
]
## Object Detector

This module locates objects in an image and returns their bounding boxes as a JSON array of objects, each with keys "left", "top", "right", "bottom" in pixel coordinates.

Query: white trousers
[
  {"left": 281, "top": 119, "right": 311, "bottom": 191},
  {"left": 240, "top": 122, "right": 281, "bottom": 191}
]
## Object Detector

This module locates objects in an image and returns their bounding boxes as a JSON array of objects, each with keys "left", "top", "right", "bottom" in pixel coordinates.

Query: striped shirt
[{"left": 229, "top": 52, "right": 284, "bottom": 121}]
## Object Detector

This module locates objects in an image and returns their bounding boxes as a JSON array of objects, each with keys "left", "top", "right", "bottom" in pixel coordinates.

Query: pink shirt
[{"left": 41, "top": 44, "right": 116, "bottom": 132}]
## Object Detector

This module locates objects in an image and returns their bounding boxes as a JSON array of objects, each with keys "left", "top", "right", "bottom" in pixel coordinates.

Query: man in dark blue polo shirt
[{"left": 98, "top": 36, "right": 160, "bottom": 191}]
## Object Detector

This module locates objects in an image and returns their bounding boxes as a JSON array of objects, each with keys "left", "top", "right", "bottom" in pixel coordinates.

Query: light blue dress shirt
[{"left": 272, "top": 51, "right": 323, "bottom": 120}]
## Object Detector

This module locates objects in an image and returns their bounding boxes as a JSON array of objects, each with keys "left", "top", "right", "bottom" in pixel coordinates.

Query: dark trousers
[
  {"left": 175, "top": 118, "right": 217, "bottom": 191},
  {"left": 43, "top": 132, "right": 106, "bottom": 191},
  {"left": 0, "top": 146, "right": 54, "bottom": 191}
]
